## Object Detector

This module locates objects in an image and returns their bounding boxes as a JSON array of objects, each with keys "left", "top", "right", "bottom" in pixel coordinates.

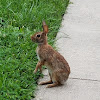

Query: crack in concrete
[{"left": 69, "top": 77, "right": 100, "bottom": 82}]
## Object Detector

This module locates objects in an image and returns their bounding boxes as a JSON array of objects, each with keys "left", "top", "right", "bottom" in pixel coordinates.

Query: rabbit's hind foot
[
  {"left": 46, "top": 82, "right": 60, "bottom": 88},
  {"left": 39, "top": 80, "right": 53, "bottom": 85}
]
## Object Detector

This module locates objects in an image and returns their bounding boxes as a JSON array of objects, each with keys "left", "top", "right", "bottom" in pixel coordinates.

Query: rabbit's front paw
[{"left": 33, "top": 69, "right": 37, "bottom": 74}]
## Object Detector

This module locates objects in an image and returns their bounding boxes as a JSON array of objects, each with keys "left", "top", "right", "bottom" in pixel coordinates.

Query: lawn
[{"left": 0, "top": 0, "right": 69, "bottom": 99}]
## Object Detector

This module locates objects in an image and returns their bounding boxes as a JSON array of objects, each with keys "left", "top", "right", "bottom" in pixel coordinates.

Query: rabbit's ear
[{"left": 42, "top": 21, "right": 48, "bottom": 34}]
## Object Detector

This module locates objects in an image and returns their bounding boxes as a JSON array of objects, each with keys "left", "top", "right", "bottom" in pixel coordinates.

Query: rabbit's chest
[
  {"left": 36, "top": 47, "right": 40, "bottom": 61},
  {"left": 36, "top": 47, "right": 47, "bottom": 60}
]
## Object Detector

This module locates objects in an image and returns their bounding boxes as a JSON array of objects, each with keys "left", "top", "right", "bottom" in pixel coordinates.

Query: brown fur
[{"left": 31, "top": 21, "right": 70, "bottom": 88}]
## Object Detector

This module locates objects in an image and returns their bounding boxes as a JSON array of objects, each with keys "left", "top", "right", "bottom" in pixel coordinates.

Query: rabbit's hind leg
[
  {"left": 46, "top": 71, "right": 61, "bottom": 88},
  {"left": 39, "top": 73, "right": 53, "bottom": 85},
  {"left": 46, "top": 70, "right": 69, "bottom": 88}
]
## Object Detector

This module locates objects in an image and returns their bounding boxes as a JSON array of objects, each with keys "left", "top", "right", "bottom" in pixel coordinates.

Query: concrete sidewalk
[{"left": 33, "top": 0, "right": 100, "bottom": 100}]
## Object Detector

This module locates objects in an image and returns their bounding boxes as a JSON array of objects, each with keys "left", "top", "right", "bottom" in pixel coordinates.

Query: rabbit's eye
[{"left": 37, "top": 34, "right": 40, "bottom": 37}]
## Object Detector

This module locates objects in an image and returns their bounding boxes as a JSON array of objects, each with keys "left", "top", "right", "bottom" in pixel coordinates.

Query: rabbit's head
[{"left": 31, "top": 21, "right": 48, "bottom": 44}]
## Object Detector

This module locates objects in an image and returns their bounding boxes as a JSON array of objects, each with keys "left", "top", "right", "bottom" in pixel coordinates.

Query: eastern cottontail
[{"left": 31, "top": 21, "right": 70, "bottom": 88}]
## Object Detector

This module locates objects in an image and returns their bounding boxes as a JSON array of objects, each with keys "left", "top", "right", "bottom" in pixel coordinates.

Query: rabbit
[{"left": 31, "top": 21, "right": 70, "bottom": 88}]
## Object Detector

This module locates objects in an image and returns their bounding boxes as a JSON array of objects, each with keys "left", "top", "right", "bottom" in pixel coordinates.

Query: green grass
[{"left": 0, "top": 0, "right": 69, "bottom": 99}]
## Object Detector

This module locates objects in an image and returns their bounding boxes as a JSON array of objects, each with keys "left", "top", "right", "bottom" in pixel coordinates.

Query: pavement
[{"left": 33, "top": 0, "right": 100, "bottom": 100}]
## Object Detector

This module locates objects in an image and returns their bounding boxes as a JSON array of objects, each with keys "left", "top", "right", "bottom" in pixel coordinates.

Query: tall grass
[{"left": 0, "top": 0, "right": 69, "bottom": 99}]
